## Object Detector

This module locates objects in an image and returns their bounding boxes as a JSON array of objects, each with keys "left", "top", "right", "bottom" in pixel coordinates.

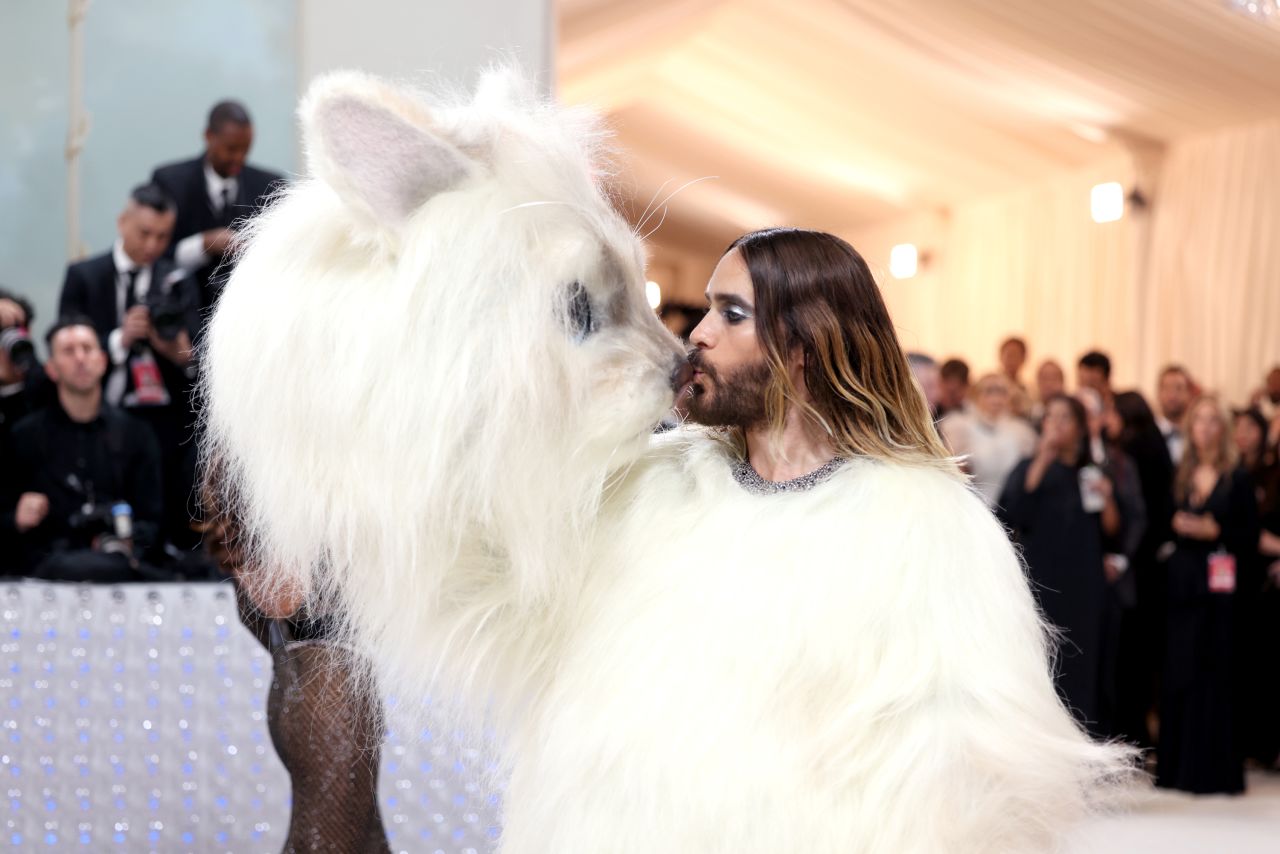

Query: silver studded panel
[{"left": 0, "top": 581, "right": 501, "bottom": 853}]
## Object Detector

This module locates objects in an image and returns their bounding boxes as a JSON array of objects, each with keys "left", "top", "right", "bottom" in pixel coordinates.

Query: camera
[
  {"left": 146, "top": 273, "right": 194, "bottom": 341},
  {"left": 68, "top": 500, "right": 135, "bottom": 557},
  {"left": 0, "top": 325, "right": 37, "bottom": 374}
]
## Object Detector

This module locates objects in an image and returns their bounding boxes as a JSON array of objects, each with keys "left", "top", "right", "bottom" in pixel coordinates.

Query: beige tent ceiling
[{"left": 558, "top": 0, "right": 1280, "bottom": 265}]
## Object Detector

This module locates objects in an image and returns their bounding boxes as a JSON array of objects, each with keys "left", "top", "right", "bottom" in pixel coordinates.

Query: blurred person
[
  {"left": 151, "top": 100, "right": 285, "bottom": 327},
  {"left": 1249, "top": 365, "right": 1280, "bottom": 423},
  {"left": 1234, "top": 407, "right": 1279, "bottom": 501},
  {"left": 1000, "top": 394, "right": 1122, "bottom": 731},
  {"left": 906, "top": 351, "right": 941, "bottom": 419},
  {"left": 999, "top": 335, "right": 1032, "bottom": 418},
  {"left": 1158, "top": 396, "right": 1259, "bottom": 795},
  {"left": 59, "top": 183, "right": 201, "bottom": 551},
  {"left": 1080, "top": 389, "right": 1147, "bottom": 572},
  {"left": 938, "top": 373, "right": 1036, "bottom": 508},
  {"left": 0, "top": 289, "right": 53, "bottom": 438},
  {"left": 0, "top": 318, "right": 162, "bottom": 580},
  {"left": 1155, "top": 365, "right": 1194, "bottom": 465},
  {"left": 1109, "top": 391, "right": 1176, "bottom": 749},
  {"left": 937, "top": 357, "right": 970, "bottom": 418},
  {"left": 1232, "top": 407, "right": 1280, "bottom": 769},
  {"left": 0, "top": 289, "right": 54, "bottom": 575},
  {"left": 1030, "top": 358, "right": 1066, "bottom": 429},
  {"left": 658, "top": 302, "right": 707, "bottom": 342},
  {"left": 1080, "top": 388, "right": 1148, "bottom": 743},
  {"left": 1076, "top": 350, "right": 1113, "bottom": 402},
  {"left": 59, "top": 184, "right": 196, "bottom": 406}
]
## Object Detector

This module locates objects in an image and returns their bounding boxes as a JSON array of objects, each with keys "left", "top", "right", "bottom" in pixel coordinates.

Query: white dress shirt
[
  {"left": 173, "top": 161, "right": 239, "bottom": 271},
  {"left": 105, "top": 240, "right": 151, "bottom": 365},
  {"left": 940, "top": 411, "right": 1038, "bottom": 508},
  {"left": 1156, "top": 415, "right": 1185, "bottom": 465}
]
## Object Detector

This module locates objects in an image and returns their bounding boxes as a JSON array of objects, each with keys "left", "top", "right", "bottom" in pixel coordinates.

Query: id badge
[
  {"left": 129, "top": 351, "right": 170, "bottom": 406},
  {"left": 1208, "top": 551, "right": 1236, "bottom": 594}
]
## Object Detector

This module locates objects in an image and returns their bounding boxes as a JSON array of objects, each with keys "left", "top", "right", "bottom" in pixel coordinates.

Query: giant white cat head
[{"left": 201, "top": 68, "right": 686, "bottom": 624}]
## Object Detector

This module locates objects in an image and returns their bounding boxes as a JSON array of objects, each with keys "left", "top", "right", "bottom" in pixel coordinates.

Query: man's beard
[{"left": 684, "top": 351, "right": 773, "bottom": 430}]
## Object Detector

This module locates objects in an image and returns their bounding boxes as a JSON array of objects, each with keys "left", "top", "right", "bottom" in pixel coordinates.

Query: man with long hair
[
  {"left": 595, "top": 228, "right": 1134, "bottom": 850},
  {"left": 683, "top": 229, "right": 950, "bottom": 482}
]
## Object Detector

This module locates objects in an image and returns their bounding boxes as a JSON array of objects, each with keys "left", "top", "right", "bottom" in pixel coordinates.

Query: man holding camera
[
  {"left": 0, "top": 318, "right": 161, "bottom": 580},
  {"left": 0, "top": 289, "right": 53, "bottom": 439},
  {"left": 59, "top": 183, "right": 200, "bottom": 550}
]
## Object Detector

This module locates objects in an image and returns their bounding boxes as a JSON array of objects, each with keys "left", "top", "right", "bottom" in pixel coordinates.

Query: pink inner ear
[{"left": 316, "top": 95, "right": 473, "bottom": 223}]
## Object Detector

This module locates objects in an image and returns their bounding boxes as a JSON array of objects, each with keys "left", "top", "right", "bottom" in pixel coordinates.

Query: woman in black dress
[
  {"left": 1158, "top": 397, "right": 1260, "bottom": 794},
  {"left": 1000, "top": 394, "right": 1121, "bottom": 732},
  {"left": 1232, "top": 407, "right": 1280, "bottom": 768},
  {"left": 1110, "top": 391, "right": 1175, "bottom": 749}
]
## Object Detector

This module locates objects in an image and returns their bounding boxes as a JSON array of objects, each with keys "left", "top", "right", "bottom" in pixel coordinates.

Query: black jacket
[
  {"left": 0, "top": 401, "right": 162, "bottom": 569},
  {"left": 58, "top": 252, "right": 197, "bottom": 402},
  {"left": 150, "top": 155, "right": 284, "bottom": 324}
]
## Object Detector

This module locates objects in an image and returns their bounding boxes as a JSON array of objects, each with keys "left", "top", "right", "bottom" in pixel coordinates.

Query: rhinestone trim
[{"left": 730, "top": 456, "right": 847, "bottom": 495}]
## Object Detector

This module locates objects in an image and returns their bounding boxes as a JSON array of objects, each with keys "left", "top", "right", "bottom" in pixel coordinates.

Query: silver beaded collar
[{"left": 730, "top": 456, "right": 848, "bottom": 495}]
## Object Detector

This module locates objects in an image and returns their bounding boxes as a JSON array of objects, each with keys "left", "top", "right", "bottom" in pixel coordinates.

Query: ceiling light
[
  {"left": 889, "top": 244, "right": 918, "bottom": 279},
  {"left": 1091, "top": 182, "right": 1124, "bottom": 223},
  {"left": 645, "top": 280, "right": 662, "bottom": 309},
  {"left": 1227, "top": 0, "right": 1279, "bottom": 23}
]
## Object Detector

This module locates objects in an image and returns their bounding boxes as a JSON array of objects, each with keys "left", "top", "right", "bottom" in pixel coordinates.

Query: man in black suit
[
  {"left": 59, "top": 184, "right": 200, "bottom": 551},
  {"left": 151, "top": 100, "right": 284, "bottom": 327},
  {"left": 0, "top": 318, "right": 162, "bottom": 579}
]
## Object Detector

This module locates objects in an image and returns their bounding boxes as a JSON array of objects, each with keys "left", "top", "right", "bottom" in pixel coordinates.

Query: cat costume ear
[{"left": 301, "top": 71, "right": 477, "bottom": 227}]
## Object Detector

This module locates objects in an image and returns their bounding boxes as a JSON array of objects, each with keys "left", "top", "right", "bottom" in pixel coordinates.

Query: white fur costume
[{"left": 202, "top": 70, "right": 1132, "bottom": 853}]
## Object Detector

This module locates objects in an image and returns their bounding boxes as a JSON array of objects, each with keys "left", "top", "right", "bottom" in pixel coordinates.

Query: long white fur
[{"left": 201, "top": 69, "right": 1135, "bottom": 852}]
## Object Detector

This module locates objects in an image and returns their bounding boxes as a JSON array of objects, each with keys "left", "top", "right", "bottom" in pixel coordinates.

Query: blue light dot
[
  {"left": 181, "top": 832, "right": 193, "bottom": 844},
  {"left": 44, "top": 832, "right": 57, "bottom": 844}
]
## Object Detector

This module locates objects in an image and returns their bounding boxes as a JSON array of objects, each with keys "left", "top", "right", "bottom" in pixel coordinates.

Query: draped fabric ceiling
[{"left": 558, "top": 0, "right": 1280, "bottom": 404}]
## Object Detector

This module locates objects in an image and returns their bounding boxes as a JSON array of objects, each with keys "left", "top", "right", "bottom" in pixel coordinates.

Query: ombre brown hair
[
  {"left": 725, "top": 228, "right": 955, "bottom": 470},
  {"left": 1174, "top": 395, "right": 1236, "bottom": 504}
]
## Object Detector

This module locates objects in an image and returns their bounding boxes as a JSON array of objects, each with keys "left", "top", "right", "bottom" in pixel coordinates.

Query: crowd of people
[
  {"left": 911, "top": 341, "right": 1280, "bottom": 795},
  {"left": 0, "top": 100, "right": 283, "bottom": 581}
]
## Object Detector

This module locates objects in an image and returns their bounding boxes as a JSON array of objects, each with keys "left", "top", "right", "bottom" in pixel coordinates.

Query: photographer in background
[
  {"left": 0, "top": 288, "right": 53, "bottom": 439},
  {"left": 0, "top": 318, "right": 162, "bottom": 580},
  {"left": 59, "top": 183, "right": 200, "bottom": 551},
  {"left": 0, "top": 289, "right": 55, "bottom": 575}
]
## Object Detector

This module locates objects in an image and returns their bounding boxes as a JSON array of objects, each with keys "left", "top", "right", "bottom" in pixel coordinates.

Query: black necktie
[
  {"left": 123, "top": 268, "right": 140, "bottom": 313},
  {"left": 218, "top": 186, "right": 233, "bottom": 226}
]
